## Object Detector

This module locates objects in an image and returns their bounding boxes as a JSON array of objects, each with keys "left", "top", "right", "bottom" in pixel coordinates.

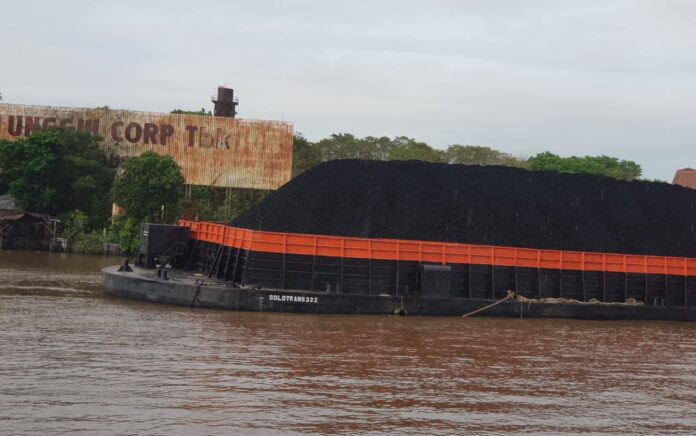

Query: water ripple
[{"left": 1, "top": 252, "right": 696, "bottom": 434}]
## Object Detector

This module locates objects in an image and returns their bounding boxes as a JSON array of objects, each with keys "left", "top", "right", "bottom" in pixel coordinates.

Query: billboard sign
[{"left": 0, "top": 104, "right": 294, "bottom": 189}]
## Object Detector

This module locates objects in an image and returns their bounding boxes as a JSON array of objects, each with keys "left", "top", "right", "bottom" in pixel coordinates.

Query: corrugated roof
[
  {"left": 672, "top": 168, "right": 696, "bottom": 189},
  {"left": 0, "top": 211, "right": 47, "bottom": 222}
]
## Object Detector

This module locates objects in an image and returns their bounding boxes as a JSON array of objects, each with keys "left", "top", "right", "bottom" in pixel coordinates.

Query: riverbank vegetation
[
  {"left": 0, "top": 129, "right": 117, "bottom": 227},
  {"left": 0, "top": 130, "right": 185, "bottom": 255},
  {"left": 109, "top": 151, "right": 186, "bottom": 253},
  {"left": 290, "top": 133, "right": 643, "bottom": 181},
  {"left": 0, "top": 127, "right": 644, "bottom": 255}
]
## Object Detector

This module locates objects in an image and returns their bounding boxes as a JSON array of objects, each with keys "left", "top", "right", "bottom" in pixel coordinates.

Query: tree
[
  {"left": 315, "top": 133, "right": 382, "bottom": 161},
  {"left": 445, "top": 145, "right": 528, "bottom": 168},
  {"left": 111, "top": 151, "right": 185, "bottom": 222},
  {"left": 528, "top": 152, "right": 642, "bottom": 181},
  {"left": 187, "top": 186, "right": 269, "bottom": 221},
  {"left": 171, "top": 108, "right": 212, "bottom": 116},
  {"left": 292, "top": 133, "right": 322, "bottom": 177},
  {"left": 388, "top": 141, "right": 445, "bottom": 163},
  {"left": 0, "top": 128, "right": 116, "bottom": 226},
  {"left": 304, "top": 134, "right": 449, "bottom": 167},
  {"left": 107, "top": 216, "right": 142, "bottom": 255}
]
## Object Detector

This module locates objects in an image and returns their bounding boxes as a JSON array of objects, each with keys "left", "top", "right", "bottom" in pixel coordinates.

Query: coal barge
[
  {"left": 102, "top": 220, "right": 696, "bottom": 320},
  {"left": 102, "top": 161, "right": 696, "bottom": 320}
]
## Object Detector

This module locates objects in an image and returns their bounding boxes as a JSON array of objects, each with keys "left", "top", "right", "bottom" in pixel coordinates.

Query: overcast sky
[{"left": 1, "top": 0, "right": 695, "bottom": 180}]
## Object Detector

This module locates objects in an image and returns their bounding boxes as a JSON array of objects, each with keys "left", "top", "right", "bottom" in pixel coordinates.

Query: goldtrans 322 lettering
[{"left": 269, "top": 294, "right": 319, "bottom": 303}]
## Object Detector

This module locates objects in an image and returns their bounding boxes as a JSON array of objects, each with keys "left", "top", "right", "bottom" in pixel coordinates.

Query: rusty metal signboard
[{"left": 0, "top": 103, "right": 294, "bottom": 189}]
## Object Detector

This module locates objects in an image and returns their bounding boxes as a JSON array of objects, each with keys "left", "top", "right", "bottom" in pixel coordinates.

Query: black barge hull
[{"left": 102, "top": 266, "right": 696, "bottom": 321}]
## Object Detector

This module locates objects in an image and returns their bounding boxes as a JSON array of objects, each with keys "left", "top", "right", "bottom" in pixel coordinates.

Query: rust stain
[{"left": 0, "top": 104, "right": 294, "bottom": 190}]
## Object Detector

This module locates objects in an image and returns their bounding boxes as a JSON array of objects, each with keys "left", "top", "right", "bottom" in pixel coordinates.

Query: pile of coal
[{"left": 232, "top": 160, "right": 696, "bottom": 257}]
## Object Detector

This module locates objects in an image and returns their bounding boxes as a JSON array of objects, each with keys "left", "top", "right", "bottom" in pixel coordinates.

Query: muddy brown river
[{"left": 1, "top": 251, "right": 695, "bottom": 435}]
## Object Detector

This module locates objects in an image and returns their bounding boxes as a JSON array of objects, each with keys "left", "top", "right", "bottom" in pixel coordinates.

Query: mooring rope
[
  {"left": 190, "top": 284, "right": 202, "bottom": 308},
  {"left": 513, "top": 294, "right": 644, "bottom": 306},
  {"left": 462, "top": 289, "right": 644, "bottom": 317},
  {"left": 461, "top": 291, "right": 514, "bottom": 318}
]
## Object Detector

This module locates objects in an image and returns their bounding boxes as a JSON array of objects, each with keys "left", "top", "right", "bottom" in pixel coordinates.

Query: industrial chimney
[{"left": 212, "top": 86, "right": 239, "bottom": 118}]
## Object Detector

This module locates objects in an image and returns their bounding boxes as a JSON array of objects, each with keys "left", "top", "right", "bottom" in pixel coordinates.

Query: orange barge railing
[{"left": 179, "top": 220, "right": 696, "bottom": 277}]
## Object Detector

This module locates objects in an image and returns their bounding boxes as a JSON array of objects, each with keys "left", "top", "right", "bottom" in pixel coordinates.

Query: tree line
[
  {"left": 185, "top": 133, "right": 644, "bottom": 223},
  {"left": 291, "top": 133, "right": 643, "bottom": 181},
  {"left": 0, "top": 127, "right": 644, "bottom": 253},
  {"left": 0, "top": 129, "right": 184, "bottom": 253}
]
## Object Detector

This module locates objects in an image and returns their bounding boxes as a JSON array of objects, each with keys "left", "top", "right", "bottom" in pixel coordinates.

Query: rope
[
  {"left": 461, "top": 290, "right": 644, "bottom": 318},
  {"left": 190, "top": 284, "right": 202, "bottom": 308},
  {"left": 461, "top": 291, "right": 514, "bottom": 317},
  {"left": 513, "top": 294, "right": 644, "bottom": 306}
]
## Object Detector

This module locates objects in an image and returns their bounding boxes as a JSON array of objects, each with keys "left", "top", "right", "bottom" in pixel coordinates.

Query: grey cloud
[{"left": 1, "top": 0, "right": 695, "bottom": 179}]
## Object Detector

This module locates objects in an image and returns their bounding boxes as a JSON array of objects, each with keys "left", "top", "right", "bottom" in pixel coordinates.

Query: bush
[
  {"left": 70, "top": 233, "right": 105, "bottom": 255},
  {"left": 60, "top": 210, "right": 106, "bottom": 254},
  {"left": 62, "top": 210, "right": 89, "bottom": 243},
  {"left": 107, "top": 216, "right": 141, "bottom": 255}
]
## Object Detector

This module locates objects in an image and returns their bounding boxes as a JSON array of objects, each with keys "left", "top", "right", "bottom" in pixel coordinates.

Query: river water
[{"left": 1, "top": 251, "right": 695, "bottom": 435}]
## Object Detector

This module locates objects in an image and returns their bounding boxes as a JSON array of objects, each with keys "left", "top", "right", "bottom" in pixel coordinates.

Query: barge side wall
[{"left": 179, "top": 221, "right": 696, "bottom": 307}]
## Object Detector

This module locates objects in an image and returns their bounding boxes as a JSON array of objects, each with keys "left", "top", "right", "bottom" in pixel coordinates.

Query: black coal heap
[{"left": 233, "top": 160, "right": 696, "bottom": 257}]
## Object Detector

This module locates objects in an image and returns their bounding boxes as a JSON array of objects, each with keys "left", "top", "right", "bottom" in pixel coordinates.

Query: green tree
[
  {"left": 315, "top": 133, "right": 382, "bottom": 161},
  {"left": 171, "top": 108, "right": 212, "bottom": 116},
  {"left": 107, "top": 216, "right": 141, "bottom": 255},
  {"left": 62, "top": 210, "right": 90, "bottom": 243},
  {"left": 445, "top": 145, "right": 528, "bottom": 168},
  {"left": 111, "top": 151, "right": 185, "bottom": 222},
  {"left": 187, "top": 186, "right": 269, "bottom": 221},
  {"left": 364, "top": 135, "right": 400, "bottom": 160},
  {"left": 305, "top": 134, "right": 451, "bottom": 167},
  {"left": 528, "top": 152, "right": 642, "bottom": 180},
  {"left": 222, "top": 189, "right": 269, "bottom": 221},
  {"left": 388, "top": 141, "right": 445, "bottom": 163},
  {"left": 61, "top": 209, "right": 104, "bottom": 253},
  {"left": 0, "top": 128, "right": 116, "bottom": 227},
  {"left": 292, "top": 133, "right": 322, "bottom": 177}
]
